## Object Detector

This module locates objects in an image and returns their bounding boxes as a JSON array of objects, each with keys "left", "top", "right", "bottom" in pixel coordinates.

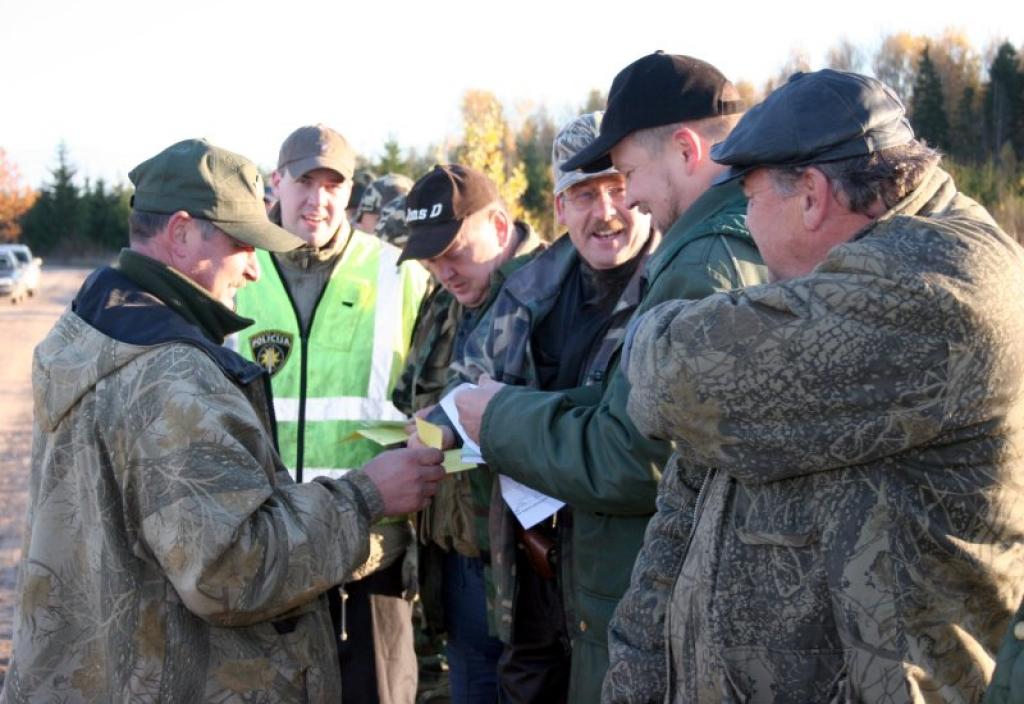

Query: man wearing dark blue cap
[{"left": 607, "top": 69, "right": 1024, "bottom": 703}]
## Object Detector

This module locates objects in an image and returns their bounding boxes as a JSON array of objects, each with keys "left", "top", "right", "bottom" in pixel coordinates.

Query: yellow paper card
[
  {"left": 443, "top": 450, "right": 476, "bottom": 473},
  {"left": 415, "top": 417, "right": 444, "bottom": 450}
]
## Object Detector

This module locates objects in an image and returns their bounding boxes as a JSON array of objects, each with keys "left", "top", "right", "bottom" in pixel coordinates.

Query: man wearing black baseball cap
[
  {"left": 609, "top": 69, "right": 1024, "bottom": 702},
  {"left": 2, "top": 138, "right": 446, "bottom": 703},
  {"left": 448, "top": 53, "right": 769, "bottom": 700},
  {"left": 396, "top": 163, "right": 542, "bottom": 704}
]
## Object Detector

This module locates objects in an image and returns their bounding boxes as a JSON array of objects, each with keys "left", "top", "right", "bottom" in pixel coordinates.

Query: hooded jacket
[{"left": 1, "top": 260, "right": 384, "bottom": 703}]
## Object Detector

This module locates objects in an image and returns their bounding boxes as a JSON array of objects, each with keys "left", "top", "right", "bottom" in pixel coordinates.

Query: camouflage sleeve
[
  {"left": 625, "top": 278, "right": 959, "bottom": 481},
  {"left": 602, "top": 454, "right": 703, "bottom": 703},
  {"left": 127, "top": 347, "right": 383, "bottom": 627}
]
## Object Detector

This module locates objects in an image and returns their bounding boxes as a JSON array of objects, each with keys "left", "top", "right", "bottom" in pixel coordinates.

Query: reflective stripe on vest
[{"left": 235, "top": 232, "right": 421, "bottom": 476}]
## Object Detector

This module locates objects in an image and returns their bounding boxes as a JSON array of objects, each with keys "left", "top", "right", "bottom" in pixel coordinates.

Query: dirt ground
[{"left": 0, "top": 266, "right": 91, "bottom": 682}]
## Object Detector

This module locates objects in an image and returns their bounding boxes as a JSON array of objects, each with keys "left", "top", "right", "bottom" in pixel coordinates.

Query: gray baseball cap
[
  {"left": 712, "top": 69, "right": 916, "bottom": 184},
  {"left": 277, "top": 124, "right": 356, "bottom": 181},
  {"left": 552, "top": 112, "right": 619, "bottom": 195},
  {"left": 129, "top": 139, "right": 304, "bottom": 252},
  {"left": 355, "top": 173, "right": 415, "bottom": 222}
]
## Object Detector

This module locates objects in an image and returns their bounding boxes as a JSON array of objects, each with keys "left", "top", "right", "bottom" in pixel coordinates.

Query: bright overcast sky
[{"left": 2, "top": 0, "right": 1021, "bottom": 188}]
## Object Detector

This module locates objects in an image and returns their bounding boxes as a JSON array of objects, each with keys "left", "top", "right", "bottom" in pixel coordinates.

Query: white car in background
[
  {"left": 0, "top": 244, "right": 41, "bottom": 297},
  {"left": 0, "top": 250, "right": 28, "bottom": 303}
]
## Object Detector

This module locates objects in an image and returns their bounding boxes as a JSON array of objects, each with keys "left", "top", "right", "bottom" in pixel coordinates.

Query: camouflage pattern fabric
[
  {"left": 2, "top": 287, "right": 384, "bottom": 702},
  {"left": 608, "top": 166, "right": 1024, "bottom": 703},
  {"left": 355, "top": 174, "right": 415, "bottom": 224},
  {"left": 375, "top": 195, "right": 411, "bottom": 247}
]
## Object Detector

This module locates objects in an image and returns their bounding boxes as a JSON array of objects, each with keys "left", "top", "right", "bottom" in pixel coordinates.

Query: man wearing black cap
[
  {"left": 449, "top": 51, "right": 767, "bottom": 697},
  {"left": 609, "top": 69, "right": 1024, "bottom": 702},
  {"left": 234, "top": 125, "right": 430, "bottom": 704},
  {"left": 0, "top": 139, "right": 446, "bottom": 703},
  {"left": 396, "top": 164, "right": 542, "bottom": 703}
]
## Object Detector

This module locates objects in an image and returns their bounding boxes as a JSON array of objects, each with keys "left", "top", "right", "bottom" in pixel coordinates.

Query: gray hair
[
  {"left": 767, "top": 140, "right": 941, "bottom": 215},
  {"left": 129, "top": 210, "right": 220, "bottom": 242}
]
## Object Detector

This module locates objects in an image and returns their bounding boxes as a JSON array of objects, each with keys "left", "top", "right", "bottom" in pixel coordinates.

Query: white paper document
[
  {"left": 439, "top": 383, "right": 485, "bottom": 463},
  {"left": 499, "top": 475, "right": 565, "bottom": 529},
  {"left": 439, "top": 383, "right": 564, "bottom": 527}
]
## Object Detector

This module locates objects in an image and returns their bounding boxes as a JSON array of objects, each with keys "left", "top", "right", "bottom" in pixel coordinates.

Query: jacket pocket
[
  {"left": 719, "top": 645, "right": 848, "bottom": 703},
  {"left": 733, "top": 479, "right": 819, "bottom": 548}
]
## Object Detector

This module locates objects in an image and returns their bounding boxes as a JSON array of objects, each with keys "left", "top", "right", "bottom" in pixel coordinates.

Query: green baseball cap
[{"left": 129, "top": 139, "right": 304, "bottom": 252}]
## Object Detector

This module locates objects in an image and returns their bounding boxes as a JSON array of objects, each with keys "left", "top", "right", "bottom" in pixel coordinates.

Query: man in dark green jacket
[{"left": 452, "top": 53, "right": 768, "bottom": 703}]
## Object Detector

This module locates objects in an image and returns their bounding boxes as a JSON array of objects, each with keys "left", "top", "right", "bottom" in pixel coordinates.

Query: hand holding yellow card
[{"left": 415, "top": 417, "right": 444, "bottom": 450}]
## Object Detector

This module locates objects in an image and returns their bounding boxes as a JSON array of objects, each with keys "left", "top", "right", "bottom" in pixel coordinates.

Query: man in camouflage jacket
[
  {"left": 396, "top": 164, "right": 543, "bottom": 703},
  {"left": 453, "top": 111, "right": 657, "bottom": 702},
  {"left": 609, "top": 70, "right": 1024, "bottom": 703},
  {"left": 0, "top": 140, "right": 445, "bottom": 704}
]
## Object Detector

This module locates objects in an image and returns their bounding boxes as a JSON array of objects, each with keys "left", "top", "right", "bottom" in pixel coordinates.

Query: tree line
[{"left": 1, "top": 31, "right": 1022, "bottom": 255}]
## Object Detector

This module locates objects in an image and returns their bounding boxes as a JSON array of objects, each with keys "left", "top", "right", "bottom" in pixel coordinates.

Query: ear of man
[
  {"left": 800, "top": 168, "right": 833, "bottom": 232},
  {"left": 671, "top": 126, "right": 705, "bottom": 175}
]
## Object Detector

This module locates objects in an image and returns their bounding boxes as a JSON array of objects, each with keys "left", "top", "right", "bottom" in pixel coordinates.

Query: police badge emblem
[{"left": 250, "top": 330, "right": 293, "bottom": 376}]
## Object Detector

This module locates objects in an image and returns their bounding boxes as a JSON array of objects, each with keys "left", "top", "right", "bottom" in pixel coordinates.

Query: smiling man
[
  {"left": 234, "top": 124, "right": 430, "bottom": 704},
  {"left": 448, "top": 112, "right": 657, "bottom": 703},
  {"left": 449, "top": 54, "right": 769, "bottom": 703}
]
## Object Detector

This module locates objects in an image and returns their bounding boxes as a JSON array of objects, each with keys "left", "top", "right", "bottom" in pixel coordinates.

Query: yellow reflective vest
[{"left": 236, "top": 230, "right": 429, "bottom": 483}]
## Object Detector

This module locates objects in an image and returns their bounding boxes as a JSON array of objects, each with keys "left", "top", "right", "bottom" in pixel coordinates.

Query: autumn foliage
[{"left": 0, "top": 149, "right": 37, "bottom": 243}]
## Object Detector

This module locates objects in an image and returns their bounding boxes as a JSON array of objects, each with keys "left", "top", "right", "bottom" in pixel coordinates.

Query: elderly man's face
[
  {"left": 178, "top": 224, "right": 260, "bottom": 309},
  {"left": 741, "top": 168, "right": 810, "bottom": 281},
  {"left": 557, "top": 173, "right": 651, "bottom": 270},
  {"left": 611, "top": 132, "right": 689, "bottom": 233},
  {"left": 273, "top": 167, "right": 352, "bottom": 248},
  {"left": 422, "top": 211, "right": 507, "bottom": 309}
]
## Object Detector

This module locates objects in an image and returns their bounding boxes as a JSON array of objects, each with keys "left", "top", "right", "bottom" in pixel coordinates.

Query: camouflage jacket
[
  {"left": 2, "top": 266, "right": 384, "bottom": 703},
  {"left": 454, "top": 230, "right": 653, "bottom": 701},
  {"left": 609, "top": 167, "right": 1024, "bottom": 703},
  {"left": 474, "top": 182, "right": 768, "bottom": 703}
]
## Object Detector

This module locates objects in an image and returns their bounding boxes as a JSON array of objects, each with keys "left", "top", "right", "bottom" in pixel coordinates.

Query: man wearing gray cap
[
  {"left": 608, "top": 69, "right": 1024, "bottom": 702},
  {"left": 0, "top": 139, "right": 445, "bottom": 703},
  {"left": 354, "top": 173, "right": 415, "bottom": 236},
  {"left": 450, "top": 112, "right": 658, "bottom": 703},
  {"left": 233, "top": 125, "right": 430, "bottom": 704}
]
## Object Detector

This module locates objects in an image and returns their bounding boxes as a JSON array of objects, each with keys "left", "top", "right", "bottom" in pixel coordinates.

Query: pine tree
[
  {"left": 910, "top": 46, "right": 950, "bottom": 150},
  {"left": 21, "top": 142, "right": 84, "bottom": 254},
  {"left": 985, "top": 42, "right": 1023, "bottom": 162}
]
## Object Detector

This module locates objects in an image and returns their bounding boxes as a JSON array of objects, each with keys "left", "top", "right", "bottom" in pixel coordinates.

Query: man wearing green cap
[
  {"left": 0, "top": 138, "right": 446, "bottom": 703},
  {"left": 233, "top": 125, "right": 430, "bottom": 704},
  {"left": 607, "top": 70, "right": 1024, "bottom": 702}
]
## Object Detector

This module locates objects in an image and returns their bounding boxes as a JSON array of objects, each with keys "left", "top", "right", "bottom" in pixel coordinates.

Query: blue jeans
[{"left": 443, "top": 552, "right": 504, "bottom": 703}]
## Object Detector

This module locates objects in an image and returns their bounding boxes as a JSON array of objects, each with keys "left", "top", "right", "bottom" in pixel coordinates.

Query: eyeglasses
[{"left": 561, "top": 184, "right": 627, "bottom": 210}]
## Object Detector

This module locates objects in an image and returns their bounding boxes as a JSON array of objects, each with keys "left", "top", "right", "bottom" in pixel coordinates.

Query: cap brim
[
  {"left": 218, "top": 219, "right": 306, "bottom": 252},
  {"left": 284, "top": 156, "right": 354, "bottom": 181},
  {"left": 560, "top": 127, "right": 627, "bottom": 173},
  {"left": 397, "top": 220, "right": 462, "bottom": 264},
  {"left": 712, "top": 164, "right": 755, "bottom": 186}
]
